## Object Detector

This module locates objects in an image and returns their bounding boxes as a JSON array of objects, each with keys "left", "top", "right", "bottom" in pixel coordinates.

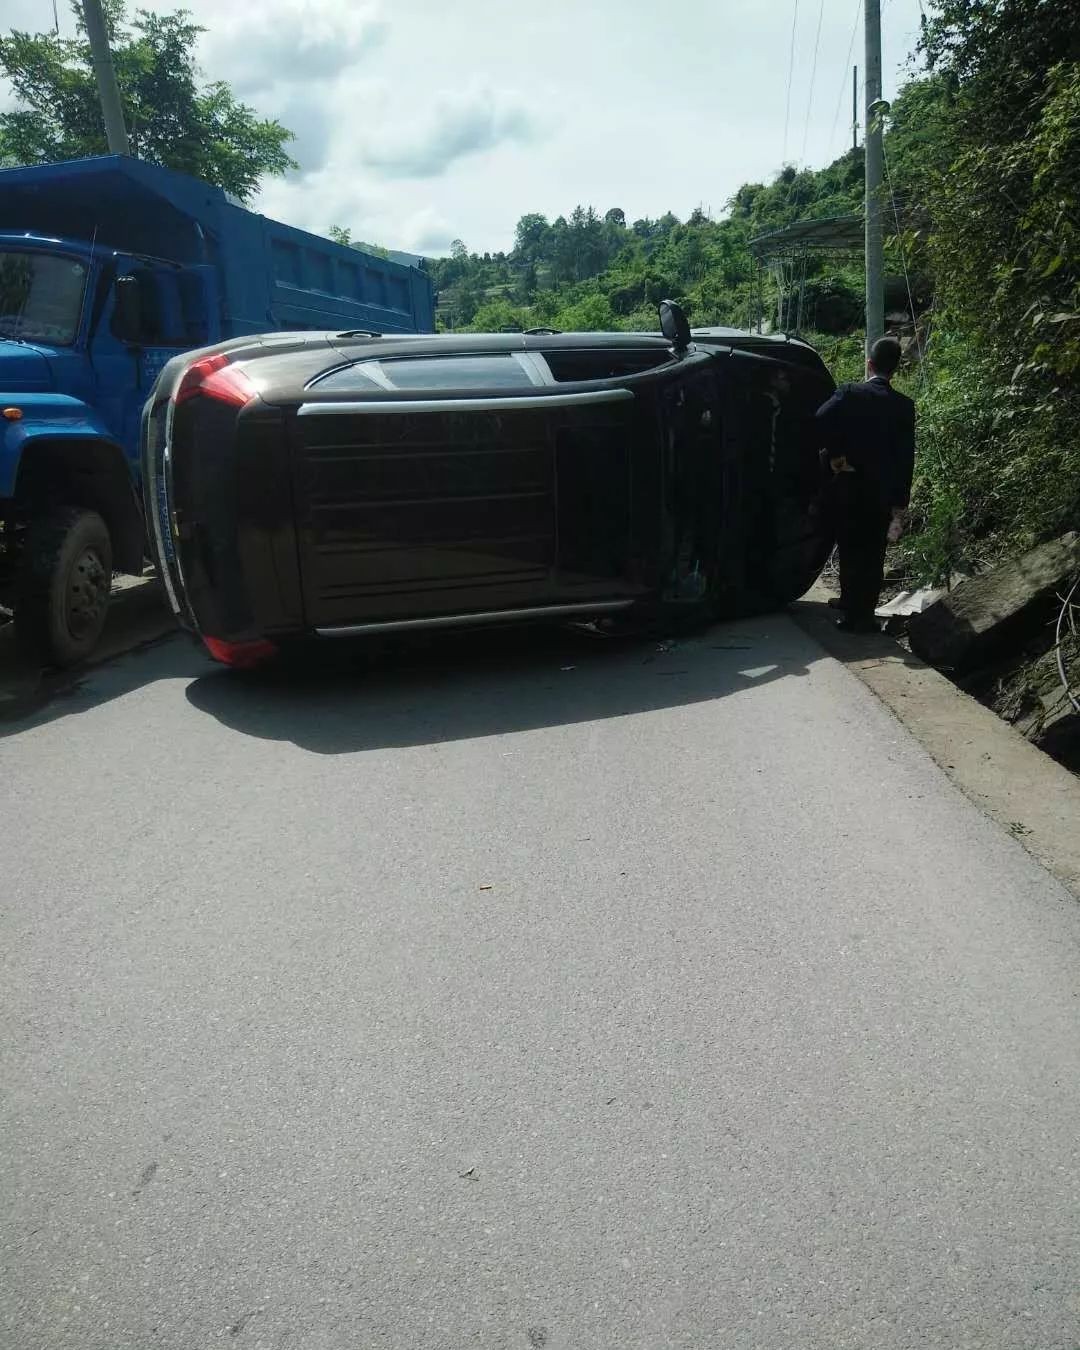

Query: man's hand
[
  {"left": 830, "top": 455, "right": 855, "bottom": 475},
  {"left": 887, "top": 509, "right": 905, "bottom": 544}
]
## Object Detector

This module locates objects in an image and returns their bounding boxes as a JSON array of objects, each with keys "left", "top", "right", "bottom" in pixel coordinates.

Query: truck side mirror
[{"left": 112, "top": 275, "right": 144, "bottom": 345}]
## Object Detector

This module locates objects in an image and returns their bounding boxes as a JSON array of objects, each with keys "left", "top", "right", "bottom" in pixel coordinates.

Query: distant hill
[{"left": 426, "top": 145, "right": 876, "bottom": 338}]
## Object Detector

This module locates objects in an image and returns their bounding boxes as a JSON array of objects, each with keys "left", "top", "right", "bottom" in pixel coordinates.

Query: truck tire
[{"left": 15, "top": 508, "right": 113, "bottom": 668}]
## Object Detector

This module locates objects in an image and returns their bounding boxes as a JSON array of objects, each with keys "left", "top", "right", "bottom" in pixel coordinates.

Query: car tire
[{"left": 15, "top": 507, "right": 113, "bottom": 668}]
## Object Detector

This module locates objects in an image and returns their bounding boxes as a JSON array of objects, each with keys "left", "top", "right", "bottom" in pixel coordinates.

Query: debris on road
[{"left": 875, "top": 586, "right": 946, "bottom": 619}]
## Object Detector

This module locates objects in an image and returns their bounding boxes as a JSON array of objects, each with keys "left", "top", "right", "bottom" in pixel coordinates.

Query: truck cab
[{"left": 0, "top": 155, "right": 435, "bottom": 666}]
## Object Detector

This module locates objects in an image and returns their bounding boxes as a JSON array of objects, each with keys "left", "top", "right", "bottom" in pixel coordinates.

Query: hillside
[
  {"left": 428, "top": 149, "right": 868, "bottom": 345},
  {"left": 427, "top": 4, "right": 1080, "bottom": 591}
]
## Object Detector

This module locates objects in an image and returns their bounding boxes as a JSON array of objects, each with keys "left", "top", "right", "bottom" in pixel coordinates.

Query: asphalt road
[{"left": 3, "top": 616, "right": 1080, "bottom": 1350}]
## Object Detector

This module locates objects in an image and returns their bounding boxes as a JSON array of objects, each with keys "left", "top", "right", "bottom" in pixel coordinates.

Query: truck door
[{"left": 92, "top": 265, "right": 213, "bottom": 476}]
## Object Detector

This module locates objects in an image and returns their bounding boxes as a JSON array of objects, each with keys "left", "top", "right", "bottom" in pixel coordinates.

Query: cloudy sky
[{"left": 3, "top": 0, "right": 925, "bottom": 255}]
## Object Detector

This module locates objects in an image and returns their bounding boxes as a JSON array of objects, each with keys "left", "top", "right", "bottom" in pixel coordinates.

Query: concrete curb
[{"left": 792, "top": 583, "right": 1080, "bottom": 900}]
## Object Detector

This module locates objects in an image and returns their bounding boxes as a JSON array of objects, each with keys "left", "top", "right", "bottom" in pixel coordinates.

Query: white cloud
[
  {"left": 360, "top": 86, "right": 540, "bottom": 180},
  {"left": 197, "top": 0, "right": 385, "bottom": 93},
  {"left": 275, "top": 92, "right": 334, "bottom": 174},
  {"left": 256, "top": 163, "right": 386, "bottom": 238},
  {"left": 399, "top": 208, "right": 458, "bottom": 254}
]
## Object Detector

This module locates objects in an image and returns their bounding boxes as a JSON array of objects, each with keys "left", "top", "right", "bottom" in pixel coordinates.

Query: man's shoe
[
  {"left": 835, "top": 616, "right": 880, "bottom": 634},
  {"left": 827, "top": 596, "right": 846, "bottom": 610}
]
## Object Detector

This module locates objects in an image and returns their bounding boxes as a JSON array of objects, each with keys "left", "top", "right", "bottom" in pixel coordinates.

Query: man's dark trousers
[{"left": 833, "top": 496, "right": 891, "bottom": 621}]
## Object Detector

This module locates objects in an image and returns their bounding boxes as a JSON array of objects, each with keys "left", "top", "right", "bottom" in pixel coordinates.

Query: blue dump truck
[{"left": 0, "top": 155, "right": 436, "bottom": 665}]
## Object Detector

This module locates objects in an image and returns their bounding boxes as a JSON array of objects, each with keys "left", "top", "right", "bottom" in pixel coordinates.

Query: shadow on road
[
  {"left": 184, "top": 619, "right": 816, "bottom": 755},
  {"left": 0, "top": 578, "right": 187, "bottom": 734},
  {"left": 0, "top": 631, "right": 207, "bottom": 737},
  {"left": 790, "top": 593, "right": 930, "bottom": 671}
]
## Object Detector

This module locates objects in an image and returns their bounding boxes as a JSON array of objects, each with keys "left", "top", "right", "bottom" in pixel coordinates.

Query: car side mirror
[
  {"left": 112, "top": 275, "right": 144, "bottom": 345},
  {"left": 658, "top": 299, "right": 691, "bottom": 351}
]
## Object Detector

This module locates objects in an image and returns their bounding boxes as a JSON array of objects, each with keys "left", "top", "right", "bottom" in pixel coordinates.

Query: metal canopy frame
[
  {"left": 747, "top": 214, "right": 865, "bottom": 336},
  {"left": 750, "top": 215, "right": 865, "bottom": 258}
]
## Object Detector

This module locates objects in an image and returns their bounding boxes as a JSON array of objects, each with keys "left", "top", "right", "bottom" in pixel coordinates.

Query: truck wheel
[{"left": 15, "top": 508, "right": 113, "bottom": 668}]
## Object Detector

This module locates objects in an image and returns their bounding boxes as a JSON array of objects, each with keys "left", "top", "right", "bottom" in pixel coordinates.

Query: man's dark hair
[{"left": 869, "top": 336, "right": 902, "bottom": 378}]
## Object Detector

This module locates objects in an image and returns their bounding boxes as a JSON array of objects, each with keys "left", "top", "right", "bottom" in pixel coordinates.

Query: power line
[
  {"left": 882, "top": 134, "right": 928, "bottom": 387},
  {"left": 800, "top": 0, "right": 826, "bottom": 165},
  {"left": 828, "top": 0, "right": 863, "bottom": 157},
  {"left": 782, "top": 0, "right": 800, "bottom": 164}
]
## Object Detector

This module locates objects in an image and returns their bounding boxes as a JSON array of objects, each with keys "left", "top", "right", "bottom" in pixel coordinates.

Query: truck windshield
[{"left": 0, "top": 251, "right": 87, "bottom": 346}]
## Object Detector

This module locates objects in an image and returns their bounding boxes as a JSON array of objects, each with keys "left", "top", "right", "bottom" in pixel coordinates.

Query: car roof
[
  {"left": 185, "top": 325, "right": 824, "bottom": 367},
  {"left": 148, "top": 324, "right": 831, "bottom": 405}
]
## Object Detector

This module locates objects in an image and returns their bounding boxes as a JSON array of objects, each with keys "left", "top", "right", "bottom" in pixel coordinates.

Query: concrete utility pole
[
  {"left": 864, "top": 0, "right": 884, "bottom": 353},
  {"left": 81, "top": 0, "right": 130, "bottom": 157},
  {"left": 852, "top": 65, "right": 859, "bottom": 150}
]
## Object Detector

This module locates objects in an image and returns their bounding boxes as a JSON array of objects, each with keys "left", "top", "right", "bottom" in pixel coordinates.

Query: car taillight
[
  {"left": 174, "top": 353, "right": 257, "bottom": 408},
  {"left": 202, "top": 635, "right": 278, "bottom": 668}
]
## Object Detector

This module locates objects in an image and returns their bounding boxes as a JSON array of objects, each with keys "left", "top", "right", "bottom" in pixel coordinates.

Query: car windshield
[{"left": 0, "top": 251, "right": 87, "bottom": 346}]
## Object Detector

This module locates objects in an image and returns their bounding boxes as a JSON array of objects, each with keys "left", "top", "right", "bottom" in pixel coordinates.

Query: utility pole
[
  {"left": 864, "top": 0, "right": 884, "bottom": 354},
  {"left": 81, "top": 0, "right": 130, "bottom": 157},
  {"left": 852, "top": 65, "right": 859, "bottom": 150}
]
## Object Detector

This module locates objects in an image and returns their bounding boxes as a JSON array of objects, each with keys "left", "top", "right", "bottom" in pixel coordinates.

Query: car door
[{"left": 591, "top": 351, "right": 723, "bottom": 604}]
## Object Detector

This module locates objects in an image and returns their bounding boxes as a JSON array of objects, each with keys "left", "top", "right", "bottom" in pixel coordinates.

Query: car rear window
[{"left": 311, "top": 353, "right": 542, "bottom": 393}]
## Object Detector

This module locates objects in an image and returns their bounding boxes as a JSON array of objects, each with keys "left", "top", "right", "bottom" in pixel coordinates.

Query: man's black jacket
[{"left": 815, "top": 375, "right": 916, "bottom": 511}]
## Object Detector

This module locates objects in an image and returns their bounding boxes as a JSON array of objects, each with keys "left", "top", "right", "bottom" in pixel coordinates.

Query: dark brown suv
[{"left": 141, "top": 309, "right": 833, "bottom": 667}]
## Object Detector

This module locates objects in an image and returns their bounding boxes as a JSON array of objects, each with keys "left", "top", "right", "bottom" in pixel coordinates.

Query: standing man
[{"left": 815, "top": 336, "right": 916, "bottom": 632}]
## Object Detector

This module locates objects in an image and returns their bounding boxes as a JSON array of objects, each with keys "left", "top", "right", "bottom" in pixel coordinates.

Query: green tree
[
  {"left": 0, "top": 2, "right": 296, "bottom": 201},
  {"left": 554, "top": 291, "right": 615, "bottom": 332},
  {"left": 469, "top": 298, "right": 526, "bottom": 332},
  {"left": 513, "top": 213, "right": 550, "bottom": 263}
]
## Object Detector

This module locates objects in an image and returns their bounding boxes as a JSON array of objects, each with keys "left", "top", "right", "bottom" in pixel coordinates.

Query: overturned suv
[{"left": 141, "top": 303, "right": 834, "bottom": 667}]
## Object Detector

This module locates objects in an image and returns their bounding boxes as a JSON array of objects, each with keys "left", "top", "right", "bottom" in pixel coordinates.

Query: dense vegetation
[
  {"left": 429, "top": 0, "right": 1080, "bottom": 582},
  {"left": 429, "top": 157, "right": 868, "bottom": 340}
]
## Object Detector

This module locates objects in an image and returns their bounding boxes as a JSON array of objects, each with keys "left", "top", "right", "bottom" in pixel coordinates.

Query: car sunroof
[{"left": 311, "top": 353, "right": 544, "bottom": 393}]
